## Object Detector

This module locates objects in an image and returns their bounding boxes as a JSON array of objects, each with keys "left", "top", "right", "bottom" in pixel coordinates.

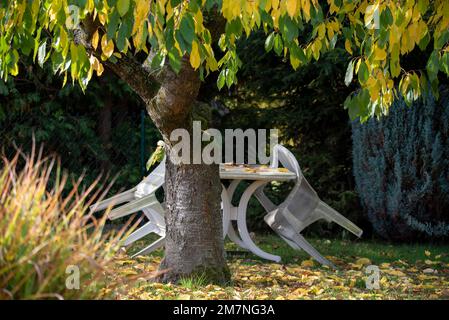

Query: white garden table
[{"left": 219, "top": 164, "right": 296, "bottom": 262}]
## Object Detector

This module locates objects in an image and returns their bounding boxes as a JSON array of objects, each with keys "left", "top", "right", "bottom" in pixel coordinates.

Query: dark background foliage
[{"left": 0, "top": 59, "right": 161, "bottom": 195}]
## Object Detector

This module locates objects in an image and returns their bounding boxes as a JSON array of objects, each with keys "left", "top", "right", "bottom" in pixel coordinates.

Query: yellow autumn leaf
[
  {"left": 383, "top": 269, "right": 406, "bottom": 277},
  {"left": 91, "top": 30, "right": 99, "bottom": 51},
  {"left": 356, "top": 257, "right": 371, "bottom": 266},
  {"left": 96, "top": 61, "right": 104, "bottom": 76},
  {"left": 120, "top": 269, "right": 138, "bottom": 276},
  {"left": 286, "top": 0, "right": 298, "bottom": 18},
  {"left": 101, "top": 34, "right": 114, "bottom": 59},
  {"left": 301, "top": 0, "right": 311, "bottom": 21},
  {"left": 374, "top": 47, "right": 387, "bottom": 60},
  {"left": 345, "top": 39, "right": 353, "bottom": 55},
  {"left": 98, "top": 12, "right": 107, "bottom": 25},
  {"left": 189, "top": 40, "right": 201, "bottom": 69},
  {"left": 89, "top": 55, "right": 104, "bottom": 76},
  {"left": 301, "top": 259, "right": 315, "bottom": 268},
  {"left": 292, "top": 287, "right": 309, "bottom": 296}
]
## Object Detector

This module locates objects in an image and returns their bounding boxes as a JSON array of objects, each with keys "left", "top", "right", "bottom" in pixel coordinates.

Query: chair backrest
[
  {"left": 284, "top": 178, "right": 319, "bottom": 221},
  {"left": 273, "top": 145, "right": 320, "bottom": 222},
  {"left": 135, "top": 156, "right": 166, "bottom": 198},
  {"left": 272, "top": 145, "right": 302, "bottom": 177}
]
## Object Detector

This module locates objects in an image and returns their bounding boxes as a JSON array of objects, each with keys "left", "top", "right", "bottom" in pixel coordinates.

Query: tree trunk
[
  {"left": 145, "top": 61, "right": 230, "bottom": 284},
  {"left": 74, "top": 19, "right": 230, "bottom": 284},
  {"left": 157, "top": 155, "right": 229, "bottom": 283}
]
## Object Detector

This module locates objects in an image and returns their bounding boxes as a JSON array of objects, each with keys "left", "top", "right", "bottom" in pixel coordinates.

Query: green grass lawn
[
  {"left": 107, "top": 233, "right": 449, "bottom": 300},
  {"left": 240, "top": 234, "right": 449, "bottom": 265}
]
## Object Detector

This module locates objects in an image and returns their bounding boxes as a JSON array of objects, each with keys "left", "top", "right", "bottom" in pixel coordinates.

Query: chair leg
[
  {"left": 317, "top": 201, "right": 363, "bottom": 238},
  {"left": 142, "top": 208, "right": 166, "bottom": 236},
  {"left": 131, "top": 237, "right": 165, "bottom": 258},
  {"left": 278, "top": 234, "right": 302, "bottom": 251},
  {"left": 265, "top": 210, "right": 335, "bottom": 268},
  {"left": 89, "top": 188, "right": 136, "bottom": 212},
  {"left": 123, "top": 221, "right": 160, "bottom": 246},
  {"left": 109, "top": 194, "right": 158, "bottom": 220},
  {"left": 254, "top": 188, "right": 277, "bottom": 212},
  {"left": 286, "top": 232, "right": 336, "bottom": 268}
]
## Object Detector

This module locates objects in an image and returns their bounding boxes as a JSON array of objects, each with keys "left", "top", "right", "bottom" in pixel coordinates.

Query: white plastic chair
[
  {"left": 90, "top": 156, "right": 167, "bottom": 257},
  {"left": 120, "top": 185, "right": 231, "bottom": 257},
  {"left": 91, "top": 154, "right": 232, "bottom": 257},
  {"left": 89, "top": 156, "right": 166, "bottom": 217},
  {"left": 255, "top": 144, "right": 363, "bottom": 267}
]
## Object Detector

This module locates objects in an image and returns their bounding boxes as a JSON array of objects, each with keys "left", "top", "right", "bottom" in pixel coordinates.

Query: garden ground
[{"left": 102, "top": 235, "right": 449, "bottom": 300}]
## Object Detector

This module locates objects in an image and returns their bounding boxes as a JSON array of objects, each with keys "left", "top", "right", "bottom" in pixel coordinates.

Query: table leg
[
  {"left": 221, "top": 184, "right": 231, "bottom": 239},
  {"left": 224, "top": 180, "right": 247, "bottom": 249},
  {"left": 237, "top": 180, "right": 281, "bottom": 262}
]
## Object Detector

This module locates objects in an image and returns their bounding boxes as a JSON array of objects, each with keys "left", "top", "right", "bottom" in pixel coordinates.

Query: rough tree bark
[{"left": 75, "top": 16, "right": 230, "bottom": 284}]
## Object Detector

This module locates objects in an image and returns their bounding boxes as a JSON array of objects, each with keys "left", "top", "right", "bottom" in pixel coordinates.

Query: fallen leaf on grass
[
  {"left": 356, "top": 258, "right": 372, "bottom": 266},
  {"left": 301, "top": 260, "right": 315, "bottom": 268},
  {"left": 423, "top": 268, "right": 437, "bottom": 274},
  {"left": 383, "top": 269, "right": 406, "bottom": 277}
]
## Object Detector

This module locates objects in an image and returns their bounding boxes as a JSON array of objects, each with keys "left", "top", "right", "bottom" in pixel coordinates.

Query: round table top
[{"left": 219, "top": 164, "right": 297, "bottom": 181}]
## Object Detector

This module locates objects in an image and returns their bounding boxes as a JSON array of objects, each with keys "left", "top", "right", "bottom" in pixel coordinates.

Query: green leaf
[
  {"left": 344, "top": 60, "right": 354, "bottom": 86},
  {"left": 116, "top": 19, "right": 132, "bottom": 52},
  {"left": 264, "top": 32, "right": 275, "bottom": 52},
  {"left": 345, "top": 89, "right": 370, "bottom": 120},
  {"left": 226, "top": 69, "right": 234, "bottom": 88},
  {"left": 33, "top": 28, "right": 42, "bottom": 62},
  {"left": 434, "top": 29, "right": 449, "bottom": 50},
  {"left": 37, "top": 41, "right": 47, "bottom": 68},
  {"left": 168, "top": 48, "right": 182, "bottom": 73},
  {"left": 390, "top": 44, "right": 400, "bottom": 77},
  {"left": 380, "top": 7, "right": 393, "bottom": 27},
  {"left": 440, "top": 52, "right": 449, "bottom": 76},
  {"left": 180, "top": 14, "right": 195, "bottom": 49},
  {"left": 146, "top": 144, "right": 165, "bottom": 170},
  {"left": 273, "top": 34, "right": 283, "bottom": 56},
  {"left": 217, "top": 69, "right": 226, "bottom": 90},
  {"left": 426, "top": 50, "right": 439, "bottom": 81},
  {"left": 226, "top": 19, "right": 243, "bottom": 37},
  {"left": 151, "top": 51, "right": 165, "bottom": 69},
  {"left": 289, "top": 42, "right": 306, "bottom": 70},
  {"left": 358, "top": 61, "right": 369, "bottom": 84},
  {"left": 50, "top": 50, "right": 64, "bottom": 74},
  {"left": 117, "top": 0, "right": 130, "bottom": 17},
  {"left": 418, "top": 31, "right": 430, "bottom": 51},
  {"left": 107, "top": 10, "right": 120, "bottom": 40},
  {"left": 282, "top": 16, "right": 299, "bottom": 43}
]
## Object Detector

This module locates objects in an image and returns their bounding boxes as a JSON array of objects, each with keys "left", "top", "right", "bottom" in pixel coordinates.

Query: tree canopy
[{"left": 1, "top": 0, "right": 449, "bottom": 122}]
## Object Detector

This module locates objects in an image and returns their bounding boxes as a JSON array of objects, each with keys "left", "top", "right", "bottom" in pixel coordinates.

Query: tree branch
[
  {"left": 74, "top": 16, "right": 201, "bottom": 139},
  {"left": 73, "top": 17, "right": 161, "bottom": 101}
]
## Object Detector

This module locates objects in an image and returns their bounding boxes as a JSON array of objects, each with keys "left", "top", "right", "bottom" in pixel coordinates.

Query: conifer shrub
[{"left": 352, "top": 89, "right": 449, "bottom": 241}]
